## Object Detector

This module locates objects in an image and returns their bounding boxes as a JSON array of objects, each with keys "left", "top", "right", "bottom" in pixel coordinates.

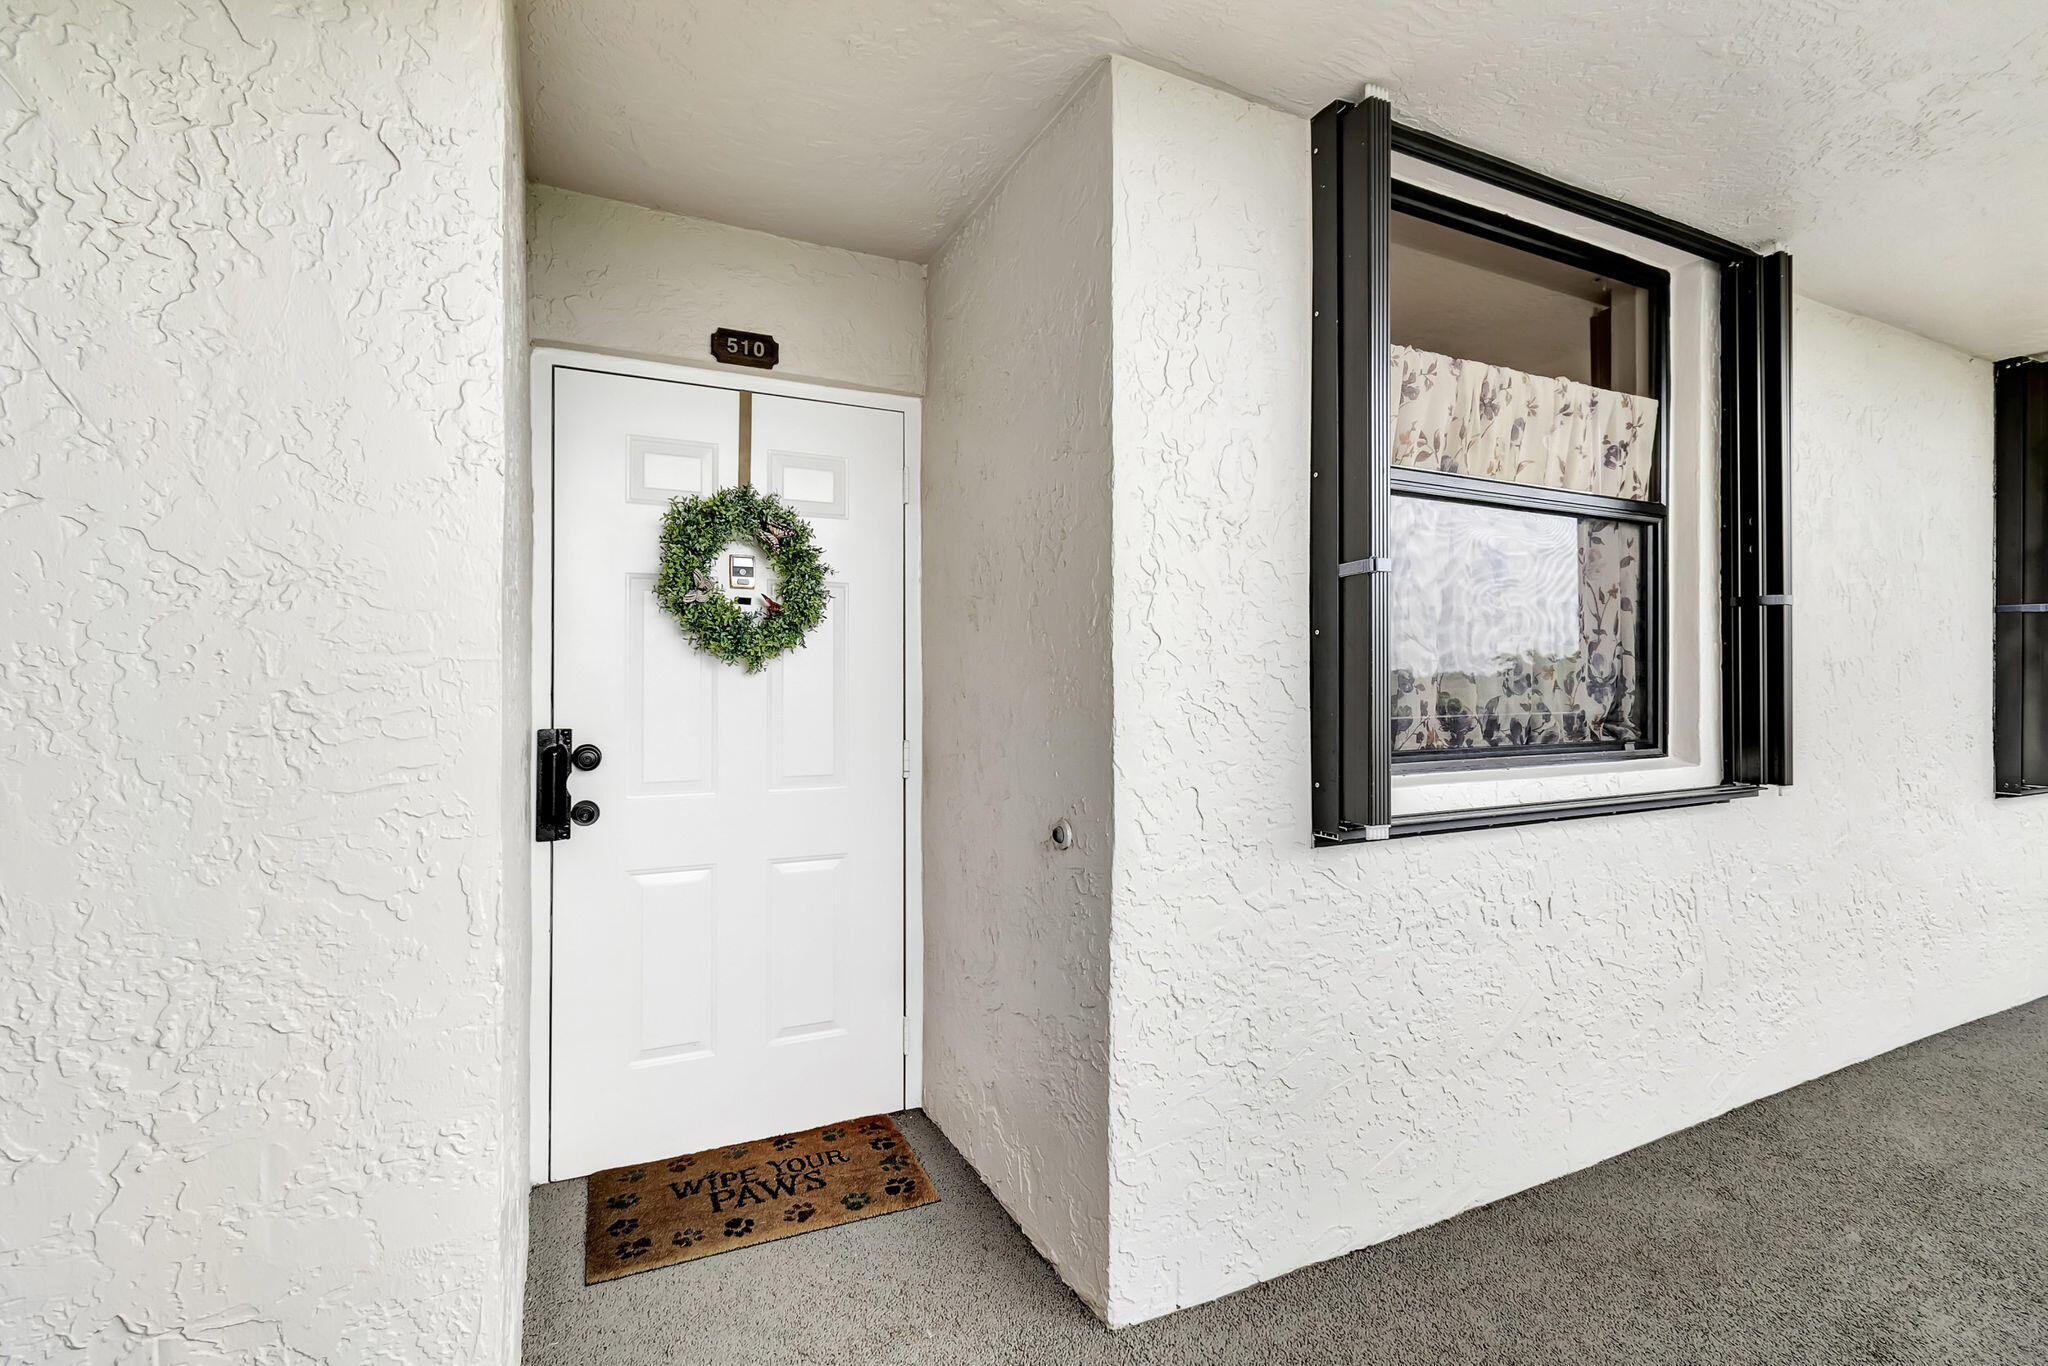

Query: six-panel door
[{"left": 548, "top": 366, "right": 906, "bottom": 1178}]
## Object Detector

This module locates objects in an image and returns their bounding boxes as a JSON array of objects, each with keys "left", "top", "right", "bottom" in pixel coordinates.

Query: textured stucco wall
[
  {"left": 1103, "top": 60, "right": 2047, "bottom": 1326},
  {"left": 527, "top": 185, "right": 927, "bottom": 394},
  {"left": 921, "top": 70, "right": 1116, "bottom": 1312},
  {"left": 0, "top": 3, "right": 528, "bottom": 1361}
]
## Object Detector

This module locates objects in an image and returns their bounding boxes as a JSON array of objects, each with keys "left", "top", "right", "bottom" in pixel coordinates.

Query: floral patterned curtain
[
  {"left": 1389, "top": 345, "right": 1653, "bottom": 754},
  {"left": 1390, "top": 344, "right": 1657, "bottom": 498}
]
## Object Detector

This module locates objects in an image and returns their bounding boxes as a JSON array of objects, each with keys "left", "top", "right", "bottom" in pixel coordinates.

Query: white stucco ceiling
[{"left": 521, "top": 0, "right": 2048, "bottom": 360}]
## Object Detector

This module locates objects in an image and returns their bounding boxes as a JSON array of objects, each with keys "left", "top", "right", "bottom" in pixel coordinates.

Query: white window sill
[{"left": 1390, "top": 749, "right": 1719, "bottom": 818}]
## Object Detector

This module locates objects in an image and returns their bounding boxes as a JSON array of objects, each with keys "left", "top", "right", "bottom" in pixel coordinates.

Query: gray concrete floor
[{"left": 524, "top": 997, "right": 2047, "bottom": 1365}]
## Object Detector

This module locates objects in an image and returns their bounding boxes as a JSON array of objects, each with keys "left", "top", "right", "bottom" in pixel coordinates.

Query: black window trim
[
  {"left": 1995, "top": 357, "right": 2048, "bottom": 797},
  {"left": 1311, "top": 96, "right": 1793, "bottom": 844}
]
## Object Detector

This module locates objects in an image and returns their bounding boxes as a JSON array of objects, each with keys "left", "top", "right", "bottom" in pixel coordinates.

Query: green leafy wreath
[{"left": 654, "top": 484, "right": 831, "bottom": 672}]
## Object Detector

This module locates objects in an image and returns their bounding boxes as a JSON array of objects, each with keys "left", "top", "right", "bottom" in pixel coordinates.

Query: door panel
[
  {"left": 626, "top": 573, "right": 719, "bottom": 794},
  {"left": 547, "top": 366, "right": 906, "bottom": 1178},
  {"left": 632, "top": 866, "right": 717, "bottom": 1060},
  {"left": 767, "top": 855, "right": 845, "bottom": 1039},
  {"left": 768, "top": 585, "right": 845, "bottom": 787}
]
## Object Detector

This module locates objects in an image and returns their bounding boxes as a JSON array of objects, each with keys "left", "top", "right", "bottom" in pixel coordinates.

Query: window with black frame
[
  {"left": 1310, "top": 95, "right": 1792, "bottom": 842},
  {"left": 1995, "top": 358, "right": 2048, "bottom": 796},
  {"left": 1387, "top": 193, "right": 1668, "bottom": 767}
]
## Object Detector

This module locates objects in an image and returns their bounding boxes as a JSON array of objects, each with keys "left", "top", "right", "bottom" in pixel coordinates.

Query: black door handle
[{"left": 536, "top": 728, "right": 572, "bottom": 841}]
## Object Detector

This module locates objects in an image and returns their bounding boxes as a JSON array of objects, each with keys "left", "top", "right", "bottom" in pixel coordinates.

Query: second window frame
[{"left": 1311, "top": 96, "right": 1793, "bottom": 842}]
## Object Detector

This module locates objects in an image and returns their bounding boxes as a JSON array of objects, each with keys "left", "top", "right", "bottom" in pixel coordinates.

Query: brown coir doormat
[{"left": 584, "top": 1114, "right": 939, "bottom": 1283}]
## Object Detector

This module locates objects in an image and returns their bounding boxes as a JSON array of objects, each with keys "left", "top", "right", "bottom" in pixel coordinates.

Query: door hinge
[
  {"left": 902, "top": 1017, "right": 914, "bottom": 1053},
  {"left": 902, "top": 739, "right": 911, "bottom": 780},
  {"left": 902, "top": 464, "right": 911, "bottom": 506}
]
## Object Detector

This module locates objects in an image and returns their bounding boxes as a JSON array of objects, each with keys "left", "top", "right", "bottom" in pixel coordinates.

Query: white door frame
[{"left": 528, "top": 346, "right": 923, "bottom": 1182}]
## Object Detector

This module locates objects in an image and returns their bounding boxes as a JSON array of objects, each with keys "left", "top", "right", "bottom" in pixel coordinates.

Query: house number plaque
[{"left": 711, "top": 328, "right": 778, "bottom": 370}]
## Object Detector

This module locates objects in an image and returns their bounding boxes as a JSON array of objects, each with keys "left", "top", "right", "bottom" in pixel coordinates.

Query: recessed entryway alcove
[{"left": 514, "top": 44, "right": 2048, "bottom": 1341}]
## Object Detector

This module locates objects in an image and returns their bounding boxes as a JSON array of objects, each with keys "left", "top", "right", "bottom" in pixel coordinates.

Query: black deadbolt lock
[
  {"left": 536, "top": 728, "right": 571, "bottom": 841},
  {"left": 536, "top": 729, "right": 603, "bottom": 842}
]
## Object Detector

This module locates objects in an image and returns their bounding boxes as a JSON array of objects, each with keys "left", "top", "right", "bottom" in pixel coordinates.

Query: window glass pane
[
  {"left": 1390, "top": 209, "right": 1657, "bottom": 499},
  {"left": 1391, "top": 497, "right": 1646, "bottom": 753}
]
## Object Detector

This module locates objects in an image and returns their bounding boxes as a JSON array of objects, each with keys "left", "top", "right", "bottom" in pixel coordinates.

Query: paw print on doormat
[
  {"left": 841, "top": 1191, "right": 870, "bottom": 1211},
  {"left": 884, "top": 1177, "right": 918, "bottom": 1198},
  {"left": 772, "top": 1135, "right": 798, "bottom": 1151},
  {"left": 868, "top": 1135, "right": 898, "bottom": 1151},
  {"left": 783, "top": 1202, "right": 817, "bottom": 1223},
  {"left": 615, "top": 1236, "right": 652, "bottom": 1260},
  {"left": 857, "top": 1120, "right": 887, "bottom": 1135},
  {"left": 605, "top": 1217, "right": 640, "bottom": 1238},
  {"left": 605, "top": 1192, "right": 639, "bottom": 1210},
  {"left": 666, "top": 1156, "right": 695, "bottom": 1173},
  {"left": 878, "top": 1152, "right": 909, "bottom": 1172},
  {"left": 724, "top": 1145, "right": 751, "bottom": 1159},
  {"left": 618, "top": 1168, "right": 645, "bottom": 1183},
  {"left": 672, "top": 1228, "right": 705, "bottom": 1248},
  {"left": 819, "top": 1127, "right": 846, "bottom": 1142},
  {"left": 723, "top": 1217, "right": 755, "bottom": 1237}
]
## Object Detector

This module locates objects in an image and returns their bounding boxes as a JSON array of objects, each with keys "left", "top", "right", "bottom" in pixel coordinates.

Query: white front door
[{"left": 544, "top": 361, "right": 908, "bottom": 1179}]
